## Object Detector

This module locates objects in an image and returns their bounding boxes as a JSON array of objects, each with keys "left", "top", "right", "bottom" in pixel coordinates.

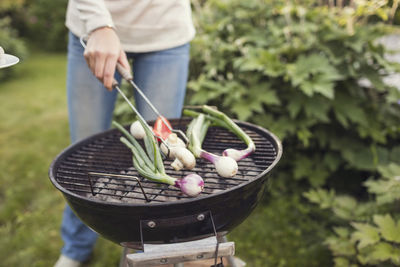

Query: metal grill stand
[
  {"left": 119, "top": 211, "right": 242, "bottom": 267},
  {"left": 120, "top": 236, "right": 237, "bottom": 267}
]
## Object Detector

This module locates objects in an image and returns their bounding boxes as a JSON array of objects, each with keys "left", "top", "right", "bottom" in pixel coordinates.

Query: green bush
[
  {"left": 230, "top": 191, "right": 332, "bottom": 267},
  {"left": 14, "top": 0, "right": 68, "bottom": 51},
  {"left": 0, "top": 0, "right": 67, "bottom": 53},
  {"left": 305, "top": 163, "right": 400, "bottom": 266},
  {"left": 189, "top": 0, "right": 400, "bottom": 188},
  {"left": 189, "top": 0, "right": 400, "bottom": 265}
]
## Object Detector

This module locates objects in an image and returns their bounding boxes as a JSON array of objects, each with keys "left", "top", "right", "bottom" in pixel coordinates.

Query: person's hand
[{"left": 84, "top": 27, "right": 131, "bottom": 91}]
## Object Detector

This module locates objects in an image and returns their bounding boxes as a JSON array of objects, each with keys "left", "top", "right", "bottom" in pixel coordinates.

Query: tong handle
[
  {"left": 112, "top": 79, "right": 119, "bottom": 88},
  {"left": 79, "top": 35, "right": 133, "bottom": 82},
  {"left": 116, "top": 62, "right": 133, "bottom": 81}
]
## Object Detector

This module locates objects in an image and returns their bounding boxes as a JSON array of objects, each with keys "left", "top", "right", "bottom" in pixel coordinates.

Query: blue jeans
[{"left": 61, "top": 32, "right": 190, "bottom": 262}]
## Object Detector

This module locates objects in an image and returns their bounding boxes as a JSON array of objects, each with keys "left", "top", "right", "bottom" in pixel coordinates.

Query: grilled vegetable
[
  {"left": 159, "top": 133, "right": 195, "bottom": 171},
  {"left": 130, "top": 120, "right": 146, "bottom": 139},
  {"left": 174, "top": 173, "right": 204, "bottom": 197},
  {"left": 186, "top": 113, "right": 238, "bottom": 178},
  {"left": 170, "top": 146, "right": 196, "bottom": 171},
  {"left": 113, "top": 121, "right": 204, "bottom": 197},
  {"left": 155, "top": 118, "right": 196, "bottom": 171},
  {"left": 153, "top": 116, "right": 172, "bottom": 140},
  {"left": 160, "top": 133, "right": 186, "bottom": 157},
  {"left": 184, "top": 105, "right": 255, "bottom": 161}
]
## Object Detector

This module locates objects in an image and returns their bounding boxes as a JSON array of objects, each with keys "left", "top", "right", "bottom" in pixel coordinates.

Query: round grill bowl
[{"left": 49, "top": 119, "right": 282, "bottom": 248}]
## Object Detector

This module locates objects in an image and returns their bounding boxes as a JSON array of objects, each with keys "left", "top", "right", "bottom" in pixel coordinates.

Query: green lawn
[
  {"left": 0, "top": 52, "right": 330, "bottom": 267},
  {"left": 0, "top": 53, "right": 121, "bottom": 267}
]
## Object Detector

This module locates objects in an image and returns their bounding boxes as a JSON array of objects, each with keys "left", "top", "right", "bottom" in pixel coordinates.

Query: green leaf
[
  {"left": 310, "top": 76, "right": 335, "bottom": 99},
  {"left": 373, "top": 214, "right": 400, "bottom": 243},
  {"left": 287, "top": 98, "right": 302, "bottom": 119},
  {"left": 390, "top": 147, "right": 400, "bottom": 164},
  {"left": 257, "top": 89, "right": 281, "bottom": 106},
  {"left": 231, "top": 103, "right": 253, "bottom": 121},
  {"left": 297, "top": 128, "right": 312, "bottom": 147},
  {"left": 288, "top": 53, "right": 342, "bottom": 98},
  {"left": 332, "top": 91, "right": 368, "bottom": 128},
  {"left": 308, "top": 167, "right": 330, "bottom": 187},
  {"left": 303, "top": 97, "right": 331, "bottom": 122},
  {"left": 332, "top": 196, "right": 358, "bottom": 220},
  {"left": 364, "top": 176, "right": 400, "bottom": 205},
  {"left": 293, "top": 156, "right": 313, "bottom": 180},
  {"left": 298, "top": 81, "right": 315, "bottom": 96},
  {"left": 333, "top": 257, "right": 357, "bottom": 267},
  {"left": 325, "top": 232, "right": 356, "bottom": 257},
  {"left": 351, "top": 222, "right": 380, "bottom": 249},
  {"left": 333, "top": 227, "right": 350, "bottom": 238},
  {"left": 368, "top": 242, "right": 400, "bottom": 265},
  {"left": 303, "top": 188, "right": 335, "bottom": 209},
  {"left": 378, "top": 163, "right": 400, "bottom": 180},
  {"left": 323, "top": 152, "right": 342, "bottom": 171},
  {"left": 342, "top": 147, "right": 375, "bottom": 170}
]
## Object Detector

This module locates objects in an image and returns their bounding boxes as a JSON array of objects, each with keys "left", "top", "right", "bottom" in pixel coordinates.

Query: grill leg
[
  {"left": 219, "top": 236, "right": 246, "bottom": 267},
  {"left": 120, "top": 247, "right": 135, "bottom": 267},
  {"left": 174, "top": 263, "right": 184, "bottom": 267},
  {"left": 221, "top": 237, "right": 236, "bottom": 267}
]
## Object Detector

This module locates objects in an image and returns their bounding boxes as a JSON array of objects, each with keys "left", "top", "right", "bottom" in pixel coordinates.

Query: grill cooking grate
[{"left": 55, "top": 119, "right": 277, "bottom": 204}]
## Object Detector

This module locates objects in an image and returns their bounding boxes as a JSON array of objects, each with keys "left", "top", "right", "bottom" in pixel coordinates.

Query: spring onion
[
  {"left": 113, "top": 121, "right": 204, "bottom": 197},
  {"left": 130, "top": 120, "right": 146, "bottom": 139},
  {"left": 184, "top": 105, "right": 256, "bottom": 161},
  {"left": 186, "top": 113, "right": 238, "bottom": 178}
]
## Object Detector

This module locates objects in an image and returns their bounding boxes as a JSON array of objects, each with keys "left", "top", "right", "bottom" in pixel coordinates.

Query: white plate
[{"left": 0, "top": 54, "right": 20, "bottom": 69}]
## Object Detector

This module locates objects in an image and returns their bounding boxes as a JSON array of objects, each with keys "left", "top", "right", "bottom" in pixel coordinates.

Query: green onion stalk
[
  {"left": 113, "top": 121, "right": 204, "bottom": 197},
  {"left": 183, "top": 105, "right": 255, "bottom": 161},
  {"left": 185, "top": 113, "right": 238, "bottom": 178}
]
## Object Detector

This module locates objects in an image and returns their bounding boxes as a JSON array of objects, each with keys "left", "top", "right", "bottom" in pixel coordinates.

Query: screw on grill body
[
  {"left": 197, "top": 214, "right": 205, "bottom": 221},
  {"left": 160, "top": 258, "right": 168, "bottom": 263},
  {"left": 197, "top": 254, "right": 204, "bottom": 259},
  {"left": 147, "top": 221, "right": 156, "bottom": 228}
]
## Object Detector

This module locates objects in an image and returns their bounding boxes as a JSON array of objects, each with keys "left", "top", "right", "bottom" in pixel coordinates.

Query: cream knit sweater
[{"left": 66, "top": 0, "right": 195, "bottom": 52}]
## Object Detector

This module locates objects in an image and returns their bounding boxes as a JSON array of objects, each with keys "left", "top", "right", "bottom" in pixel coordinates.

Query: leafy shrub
[
  {"left": 189, "top": 0, "right": 400, "bottom": 187},
  {"left": 305, "top": 163, "right": 400, "bottom": 266},
  {"left": 14, "top": 0, "right": 68, "bottom": 51},
  {"left": 230, "top": 191, "right": 332, "bottom": 267},
  {"left": 188, "top": 0, "right": 400, "bottom": 265}
]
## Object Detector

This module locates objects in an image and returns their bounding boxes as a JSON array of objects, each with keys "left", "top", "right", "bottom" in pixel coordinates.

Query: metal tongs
[
  {"left": 114, "top": 63, "right": 189, "bottom": 144},
  {"left": 79, "top": 36, "right": 189, "bottom": 155}
]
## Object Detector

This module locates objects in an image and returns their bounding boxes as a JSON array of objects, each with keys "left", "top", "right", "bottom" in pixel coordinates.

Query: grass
[
  {"left": 0, "top": 52, "right": 331, "bottom": 267},
  {"left": 0, "top": 52, "right": 121, "bottom": 267}
]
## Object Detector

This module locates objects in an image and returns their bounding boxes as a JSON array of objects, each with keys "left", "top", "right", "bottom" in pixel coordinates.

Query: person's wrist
[
  {"left": 81, "top": 25, "right": 115, "bottom": 43},
  {"left": 90, "top": 25, "right": 114, "bottom": 35}
]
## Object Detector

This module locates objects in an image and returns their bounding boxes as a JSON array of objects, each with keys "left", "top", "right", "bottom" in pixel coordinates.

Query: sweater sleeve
[{"left": 72, "top": 0, "right": 115, "bottom": 34}]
